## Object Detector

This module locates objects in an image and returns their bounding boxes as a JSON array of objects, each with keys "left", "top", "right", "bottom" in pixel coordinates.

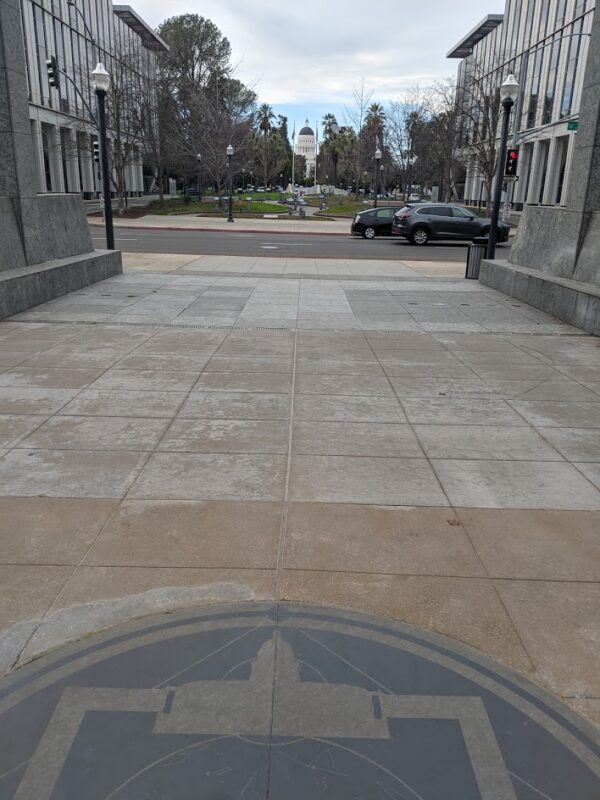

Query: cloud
[{"left": 134, "top": 0, "right": 505, "bottom": 105}]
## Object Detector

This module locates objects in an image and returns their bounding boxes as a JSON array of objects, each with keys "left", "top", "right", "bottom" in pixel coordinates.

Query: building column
[
  {"left": 48, "top": 124, "right": 64, "bottom": 192},
  {"left": 542, "top": 138, "right": 561, "bottom": 206},
  {"left": 30, "top": 119, "right": 45, "bottom": 192},
  {"left": 64, "top": 127, "right": 80, "bottom": 193},
  {"left": 78, "top": 133, "right": 94, "bottom": 198},
  {"left": 561, "top": 133, "right": 577, "bottom": 206},
  {"left": 526, "top": 141, "right": 543, "bottom": 205},
  {"left": 513, "top": 143, "right": 532, "bottom": 207}
]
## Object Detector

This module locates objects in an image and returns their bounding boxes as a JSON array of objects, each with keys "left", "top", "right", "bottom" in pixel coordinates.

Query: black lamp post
[
  {"left": 380, "top": 163, "right": 384, "bottom": 198},
  {"left": 196, "top": 153, "right": 202, "bottom": 201},
  {"left": 487, "top": 74, "right": 519, "bottom": 260},
  {"left": 91, "top": 62, "right": 114, "bottom": 250},
  {"left": 373, "top": 148, "right": 382, "bottom": 208},
  {"left": 227, "top": 144, "right": 234, "bottom": 223}
]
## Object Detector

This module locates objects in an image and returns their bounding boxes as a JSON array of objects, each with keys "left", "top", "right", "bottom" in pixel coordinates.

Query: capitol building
[{"left": 295, "top": 120, "right": 317, "bottom": 178}]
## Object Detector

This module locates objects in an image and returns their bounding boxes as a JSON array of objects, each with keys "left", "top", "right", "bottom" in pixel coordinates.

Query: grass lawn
[
  {"left": 111, "top": 197, "right": 289, "bottom": 218},
  {"left": 315, "top": 199, "right": 405, "bottom": 217}
]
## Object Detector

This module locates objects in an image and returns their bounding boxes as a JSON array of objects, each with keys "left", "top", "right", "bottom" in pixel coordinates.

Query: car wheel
[
  {"left": 410, "top": 227, "right": 429, "bottom": 246},
  {"left": 479, "top": 227, "right": 490, "bottom": 238},
  {"left": 362, "top": 226, "right": 376, "bottom": 239}
]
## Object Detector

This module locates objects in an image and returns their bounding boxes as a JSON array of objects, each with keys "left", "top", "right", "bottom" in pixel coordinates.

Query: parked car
[
  {"left": 391, "top": 203, "right": 510, "bottom": 245},
  {"left": 257, "top": 186, "right": 266, "bottom": 193},
  {"left": 351, "top": 207, "right": 397, "bottom": 239},
  {"left": 407, "top": 193, "right": 421, "bottom": 203}
]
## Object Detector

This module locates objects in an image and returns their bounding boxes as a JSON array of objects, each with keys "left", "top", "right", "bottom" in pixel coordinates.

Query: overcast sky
[{"left": 136, "top": 0, "right": 506, "bottom": 134}]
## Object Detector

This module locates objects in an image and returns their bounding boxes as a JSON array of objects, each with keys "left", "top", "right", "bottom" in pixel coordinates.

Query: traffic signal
[
  {"left": 46, "top": 56, "right": 60, "bottom": 90},
  {"left": 93, "top": 140, "right": 100, "bottom": 164},
  {"left": 505, "top": 147, "right": 519, "bottom": 177}
]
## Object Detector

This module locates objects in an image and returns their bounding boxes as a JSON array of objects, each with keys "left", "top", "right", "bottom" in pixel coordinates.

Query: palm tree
[
  {"left": 365, "top": 103, "right": 386, "bottom": 141},
  {"left": 257, "top": 103, "right": 275, "bottom": 137},
  {"left": 256, "top": 103, "right": 275, "bottom": 187},
  {"left": 322, "top": 112, "right": 338, "bottom": 139}
]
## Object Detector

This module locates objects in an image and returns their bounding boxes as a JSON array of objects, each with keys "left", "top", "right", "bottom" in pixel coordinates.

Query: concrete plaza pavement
[{"left": 0, "top": 252, "right": 599, "bottom": 728}]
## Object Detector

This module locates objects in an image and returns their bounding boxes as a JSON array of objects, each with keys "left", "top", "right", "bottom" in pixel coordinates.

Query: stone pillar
[
  {"left": 30, "top": 119, "right": 45, "bottom": 192},
  {"left": 541, "top": 138, "right": 560, "bottom": 206},
  {"left": 0, "top": 0, "right": 121, "bottom": 314},
  {"left": 78, "top": 132, "right": 94, "bottom": 197},
  {"left": 64, "top": 127, "right": 80, "bottom": 193},
  {"left": 525, "top": 141, "right": 543, "bottom": 205},
  {"left": 49, "top": 124, "right": 64, "bottom": 192},
  {"left": 0, "top": 0, "right": 35, "bottom": 266}
]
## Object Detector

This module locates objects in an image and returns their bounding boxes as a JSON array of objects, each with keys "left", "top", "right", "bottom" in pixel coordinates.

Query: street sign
[
  {"left": 567, "top": 120, "right": 579, "bottom": 131},
  {"left": 504, "top": 175, "right": 519, "bottom": 182}
]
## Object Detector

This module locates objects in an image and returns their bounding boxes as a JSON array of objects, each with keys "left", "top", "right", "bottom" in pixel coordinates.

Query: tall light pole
[
  {"left": 196, "top": 153, "right": 202, "bottom": 201},
  {"left": 227, "top": 144, "right": 234, "bottom": 223},
  {"left": 374, "top": 148, "right": 382, "bottom": 208},
  {"left": 91, "top": 62, "right": 114, "bottom": 250},
  {"left": 380, "top": 163, "right": 384, "bottom": 198},
  {"left": 487, "top": 74, "right": 519, "bottom": 260}
]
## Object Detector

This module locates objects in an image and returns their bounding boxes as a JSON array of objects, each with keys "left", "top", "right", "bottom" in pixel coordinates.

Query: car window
[
  {"left": 376, "top": 209, "right": 394, "bottom": 220},
  {"left": 452, "top": 207, "right": 473, "bottom": 218},
  {"left": 418, "top": 206, "right": 452, "bottom": 217}
]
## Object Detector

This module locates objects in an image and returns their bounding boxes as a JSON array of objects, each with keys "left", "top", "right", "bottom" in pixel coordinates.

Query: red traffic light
[{"left": 505, "top": 147, "right": 519, "bottom": 177}]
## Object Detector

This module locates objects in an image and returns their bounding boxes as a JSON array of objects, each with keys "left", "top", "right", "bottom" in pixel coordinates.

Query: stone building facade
[
  {"left": 20, "top": 0, "right": 167, "bottom": 197},
  {"left": 449, "top": 0, "right": 595, "bottom": 210}
]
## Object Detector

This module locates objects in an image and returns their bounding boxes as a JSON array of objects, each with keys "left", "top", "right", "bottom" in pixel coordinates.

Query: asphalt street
[{"left": 90, "top": 226, "right": 512, "bottom": 261}]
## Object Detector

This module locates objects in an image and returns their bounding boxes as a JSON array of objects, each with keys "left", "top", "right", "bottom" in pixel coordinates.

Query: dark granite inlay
[{"left": 0, "top": 603, "right": 598, "bottom": 799}]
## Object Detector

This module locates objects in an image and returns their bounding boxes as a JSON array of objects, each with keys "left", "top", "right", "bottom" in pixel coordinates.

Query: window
[
  {"left": 376, "top": 209, "right": 394, "bottom": 220},
  {"left": 561, "top": 20, "right": 583, "bottom": 117},
  {"left": 526, "top": 48, "right": 543, "bottom": 128},
  {"left": 542, "top": 37, "right": 562, "bottom": 124},
  {"left": 419, "top": 207, "right": 452, "bottom": 217},
  {"left": 523, "top": 0, "right": 537, "bottom": 49},
  {"left": 33, "top": 3, "right": 48, "bottom": 104},
  {"left": 555, "top": 0, "right": 568, "bottom": 27},
  {"left": 452, "top": 207, "right": 473, "bottom": 218},
  {"left": 538, "top": 0, "right": 550, "bottom": 39},
  {"left": 510, "top": 0, "right": 523, "bottom": 56}
]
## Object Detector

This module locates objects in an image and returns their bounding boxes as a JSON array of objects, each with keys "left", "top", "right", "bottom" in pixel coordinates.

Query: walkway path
[{"left": 0, "top": 253, "right": 599, "bottom": 737}]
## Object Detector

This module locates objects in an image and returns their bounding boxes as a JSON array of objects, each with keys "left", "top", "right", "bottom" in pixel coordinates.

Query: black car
[
  {"left": 351, "top": 207, "right": 397, "bottom": 239},
  {"left": 391, "top": 203, "right": 510, "bottom": 245}
]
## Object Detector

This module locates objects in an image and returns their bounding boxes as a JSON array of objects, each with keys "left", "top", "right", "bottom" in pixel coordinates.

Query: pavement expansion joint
[{"left": 0, "top": 602, "right": 599, "bottom": 798}]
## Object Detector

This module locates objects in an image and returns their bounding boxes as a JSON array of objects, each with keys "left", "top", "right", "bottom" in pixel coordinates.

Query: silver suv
[{"left": 391, "top": 203, "right": 510, "bottom": 246}]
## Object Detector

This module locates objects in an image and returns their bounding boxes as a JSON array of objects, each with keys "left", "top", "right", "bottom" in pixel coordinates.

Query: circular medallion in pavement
[{"left": 1, "top": 603, "right": 599, "bottom": 799}]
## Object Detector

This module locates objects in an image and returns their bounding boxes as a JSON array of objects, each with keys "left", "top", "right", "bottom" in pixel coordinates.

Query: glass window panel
[
  {"left": 542, "top": 37, "right": 562, "bottom": 124},
  {"left": 561, "top": 20, "right": 583, "bottom": 117}
]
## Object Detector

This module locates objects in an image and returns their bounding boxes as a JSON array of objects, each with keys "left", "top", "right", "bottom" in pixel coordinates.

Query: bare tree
[
  {"left": 344, "top": 80, "right": 373, "bottom": 196},
  {"left": 454, "top": 59, "right": 503, "bottom": 211}
]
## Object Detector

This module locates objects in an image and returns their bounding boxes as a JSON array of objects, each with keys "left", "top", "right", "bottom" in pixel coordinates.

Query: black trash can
[{"left": 465, "top": 237, "right": 488, "bottom": 279}]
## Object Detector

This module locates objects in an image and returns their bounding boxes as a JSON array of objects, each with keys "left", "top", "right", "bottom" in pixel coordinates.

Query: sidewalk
[
  {"left": 88, "top": 213, "right": 351, "bottom": 235},
  {"left": 0, "top": 252, "right": 599, "bottom": 735}
]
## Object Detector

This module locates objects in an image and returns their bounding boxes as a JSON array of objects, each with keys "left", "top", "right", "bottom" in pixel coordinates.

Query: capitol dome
[{"left": 295, "top": 119, "right": 317, "bottom": 179}]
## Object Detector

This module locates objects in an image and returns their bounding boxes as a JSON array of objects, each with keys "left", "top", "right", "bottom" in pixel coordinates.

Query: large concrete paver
[{"left": 0, "top": 253, "right": 599, "bottom": 737}]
